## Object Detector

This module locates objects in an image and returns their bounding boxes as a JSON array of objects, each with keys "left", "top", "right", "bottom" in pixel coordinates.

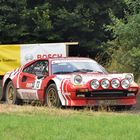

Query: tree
[
  {"left": 106, "top": 0, "right": 140, "bottom": 79},
  {"left": 0, "top": 0, "right": 126, "bottom": 59},
  {"left": 0, "top": 0, "right": 51, "bottom": 43},
  {"left": 0, "top": 0, "right": 25, "bottom": 43},
  {"left": 46, "top": 0, "right": 126, "bottom": 57}
]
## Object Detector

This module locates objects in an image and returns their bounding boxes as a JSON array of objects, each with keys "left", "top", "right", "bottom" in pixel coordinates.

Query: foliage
[
  {"left": 106, "top": 0, "right": 140, "bottom": 78},
  {"left": 0, "top": 0, "right": 51, "bottom": 43},
  {"left": 0, "top": 0, "right": 125, "bottom": 58}
]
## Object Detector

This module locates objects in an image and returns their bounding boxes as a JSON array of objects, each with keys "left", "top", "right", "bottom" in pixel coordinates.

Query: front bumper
[
  {"left": 68, "top": 98, "right": 136, "bottom": 106},
  {"left": 60, "top": 90, "right": 137, "bottom": 106}
]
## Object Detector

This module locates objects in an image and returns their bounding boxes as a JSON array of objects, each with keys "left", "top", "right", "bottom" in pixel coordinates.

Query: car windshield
[{"left": 51, "top": 59, "right": 108, "bottom": 74}]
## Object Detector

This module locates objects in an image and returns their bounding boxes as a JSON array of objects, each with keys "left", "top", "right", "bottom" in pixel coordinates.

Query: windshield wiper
[
  {"left": 73, "top": 69, "right": 104, "bottom": 73},
  {"left": 73, "top": 69, "right": 94, "bottom": 73},
  {"left": 53, "top": 71, "right": 73, "bottom": 74}
]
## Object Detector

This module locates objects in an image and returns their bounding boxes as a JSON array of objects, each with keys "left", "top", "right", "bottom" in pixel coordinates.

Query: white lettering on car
[
  {"left": 26, "top": 83, "right": 33, "bottom": 88},
  {"left": 17, "top": 89, "right": 39, "bottom": 100}
]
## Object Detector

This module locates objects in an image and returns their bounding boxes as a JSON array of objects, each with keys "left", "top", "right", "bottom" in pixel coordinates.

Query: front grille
[{"left": 76, "top": 90, "right": 128, "bottom": 98}]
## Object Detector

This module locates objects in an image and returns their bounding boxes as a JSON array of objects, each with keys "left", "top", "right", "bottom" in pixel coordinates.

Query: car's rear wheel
[
  {"left": 5, "top": 81, "right": 21, "bottom": 104},
  {"left": 45, "top": 84, "right": 61, "bottom": 108}
]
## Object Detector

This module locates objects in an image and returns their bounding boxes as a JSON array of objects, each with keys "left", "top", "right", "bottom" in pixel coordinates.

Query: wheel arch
[
  {"left": 44, "top": 80, "right": 62, "bottom": 107},
  {"left": 44, "top": 80, "right": 56, "bottom": 98},
  {"left": 46, "top": 80, "right": 56, "bottom": 88},
  {"left": 1, "top": 78, "right": 12, "bottom": 101}
]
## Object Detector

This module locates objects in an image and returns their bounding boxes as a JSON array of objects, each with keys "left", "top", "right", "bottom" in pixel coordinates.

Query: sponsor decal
[
  {"left": 22, "top": 92, "right": 37, "bottom": 100},
  {"left": 33, "top": 79, "right": 42, "bottom": 89},
  {"left": 26, "top": 83, "right": 33, "bottom": 88},
  {"left": 17, "top": 89, "right": 39, "bottom": 100},
  {"left": 26, "top": 80, "right": 42, "bottom": 89},
  {"left": 52, "top": 59, "right": 93, "bottom": 64}
]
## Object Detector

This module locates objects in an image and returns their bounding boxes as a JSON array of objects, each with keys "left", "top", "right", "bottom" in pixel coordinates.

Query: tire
[
  {"left": 45, "top": 84, "right": 61, "bottom": 108},
  {"left": 0, "top": 90, "right": 3, "bottom": 102},
  {"left": 5, "top": 81, "right": 21, "bottom": 105}
]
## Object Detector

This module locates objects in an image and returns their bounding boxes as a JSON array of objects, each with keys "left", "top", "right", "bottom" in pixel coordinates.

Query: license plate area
[{"left": 97, "top": 100, "right": 119, "bottom": 106}]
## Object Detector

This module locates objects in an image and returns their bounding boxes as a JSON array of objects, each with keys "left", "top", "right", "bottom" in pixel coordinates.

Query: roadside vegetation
[
  {"left": 106, "top": 0, "right": 140, "bottom": 82},
  {"left": 0, "top": 104, "right": 139, "bottom": 140}
]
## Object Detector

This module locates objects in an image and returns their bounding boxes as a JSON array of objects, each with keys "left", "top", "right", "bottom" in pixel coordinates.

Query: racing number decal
[
  {"left": 34, "top": 80, "right": 42, "bottom": 89},
  {"left": 36, "top": 81, "right": 40, "bottom": 88}
]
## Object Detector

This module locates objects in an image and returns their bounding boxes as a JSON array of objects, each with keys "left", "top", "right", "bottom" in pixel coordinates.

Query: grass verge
[{"left": 0, "top": 105, "right": 139, "bottom": 140}]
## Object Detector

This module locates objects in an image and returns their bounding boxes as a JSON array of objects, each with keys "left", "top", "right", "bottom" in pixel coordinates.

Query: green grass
[{"left": 0, "top": 105, "right": 139, "bottom": 140}]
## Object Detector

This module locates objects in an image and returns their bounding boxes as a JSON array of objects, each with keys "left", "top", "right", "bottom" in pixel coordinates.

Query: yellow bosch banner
[
  {"left": 0, "top": 45, "right": 20, "bottom": 75},
  {"left": 0, "top": 43, "right": 68, "bottom": 75}
]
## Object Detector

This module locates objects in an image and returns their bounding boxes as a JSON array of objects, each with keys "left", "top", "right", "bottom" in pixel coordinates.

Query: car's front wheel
[
  {"left": 5, "top": 81, "right": 21, "bottom": 104},
  {"left": 45, "top": 84, "right": 61, "bottom": 108}
]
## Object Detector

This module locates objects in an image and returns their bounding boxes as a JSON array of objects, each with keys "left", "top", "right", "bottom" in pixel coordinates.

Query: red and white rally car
[{"left": 1, "top": 57, "right": 139, "bottom": 108}]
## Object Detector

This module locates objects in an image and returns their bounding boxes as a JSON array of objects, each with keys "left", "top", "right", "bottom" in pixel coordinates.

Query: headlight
[
  {"left": 121, "top": 79, "right": 130, "bottom": 89},
  {"left": 74, "top": 75, "right": 82, "bottom": 85},
  {"left": 125, "top": 74, "right": 134, "bottom": 83},
  {"left": 101, "top": 79, "right": 110, "bottom": 89},
  {"left": 111, "top": 79, "right": 120, "bottom": 89},
  {"left": 91, "top": 79, "right": 100, "bottom": 89}
]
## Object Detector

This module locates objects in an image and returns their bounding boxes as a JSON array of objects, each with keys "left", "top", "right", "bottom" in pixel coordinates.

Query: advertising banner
[
  {"left": 0, "top": 45, "right": 20, "bottom": 75},
  {"left": 0, "top": 43, "right": 67, "bottom": 75}
]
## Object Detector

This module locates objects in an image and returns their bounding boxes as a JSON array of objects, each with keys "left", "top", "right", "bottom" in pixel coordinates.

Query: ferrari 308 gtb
[{"left": 1, "top": 57, "right": 139, "bottom": 109}]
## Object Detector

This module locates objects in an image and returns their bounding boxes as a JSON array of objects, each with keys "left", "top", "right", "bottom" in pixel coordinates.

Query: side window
[
  {"left": 23, "top": 62, "right": 36, "bottom": 74},
  {"left": 23, "top": 60, "right": 48, "bottom": 76},
  {"left": 33, "top": 61, "right": 48, "bottom": 76}
]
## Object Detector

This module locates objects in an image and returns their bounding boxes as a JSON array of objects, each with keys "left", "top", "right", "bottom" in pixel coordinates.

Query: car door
[{"left": 17, "top": 60, "right": 48, "bottom": 100}]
